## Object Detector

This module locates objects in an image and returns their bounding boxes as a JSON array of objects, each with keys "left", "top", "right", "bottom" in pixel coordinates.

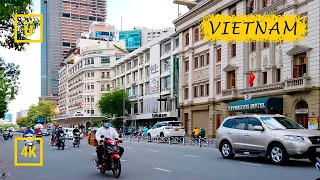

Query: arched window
[
  {"left": 296, "top": 100, "right": 308, "bottom": 109},
  {"left": 185, "top": 33, "right": 189, "bottom": 46},
  {"left": 194, "top": 28, "right": 199, "bottom": 41}
]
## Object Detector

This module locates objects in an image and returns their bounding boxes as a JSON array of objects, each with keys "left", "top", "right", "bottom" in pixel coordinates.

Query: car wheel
[
  {"left": 269, "top": 143, "right": 288, "bottom": 165},
  {"left": 220, "top": 141, "right": 235, "bottom": 159},
  {"left": 147, "top": 133, "right": 152, "bottom": 142},
  {"left": 308, "top": 156, "right": 317, "bottom": 163}
]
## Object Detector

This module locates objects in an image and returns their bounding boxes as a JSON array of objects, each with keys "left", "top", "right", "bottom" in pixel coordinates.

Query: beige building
[
  {"left": 38, "top": 94, "right": 59, "bottom": 105},
  {"left": 54, "top": 36, "right": 127, "bottom": 129},
  {"left": 174, "top": 0, "right": 320, "bottom": 137}
]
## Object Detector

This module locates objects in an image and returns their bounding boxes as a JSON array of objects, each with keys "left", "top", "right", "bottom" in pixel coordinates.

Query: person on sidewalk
[{"left": 192, "top": 127, "right": 199, "bottom": 138}]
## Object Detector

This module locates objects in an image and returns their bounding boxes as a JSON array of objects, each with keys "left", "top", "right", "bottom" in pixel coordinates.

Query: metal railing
[{"left": 122, "top": 135, "right": 215, "bottom": 148}]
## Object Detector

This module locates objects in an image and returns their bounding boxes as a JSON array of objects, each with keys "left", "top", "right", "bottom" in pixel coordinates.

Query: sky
[{"left": 0, "top": 0, "right": 188, "bottom": 122}]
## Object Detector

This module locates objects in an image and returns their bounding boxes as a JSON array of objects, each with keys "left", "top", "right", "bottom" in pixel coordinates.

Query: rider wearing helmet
[
  {"left": 95, "top": 118, "right": 124, "bottom": 169},
  {"left": 24, "top": 127, "right": 34, "bottom": 137},
  {"left": 72, "top": 126, "right": 80, "bottom": 144}
]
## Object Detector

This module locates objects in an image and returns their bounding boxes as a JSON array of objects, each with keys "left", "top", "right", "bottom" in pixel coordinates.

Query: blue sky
[{"left": 0, "top": 0, "right": 188, "bottom": 121}]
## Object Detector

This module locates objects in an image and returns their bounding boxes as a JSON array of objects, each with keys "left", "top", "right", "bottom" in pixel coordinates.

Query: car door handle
[
  {"left": 244, "top": 133, "right": 250, "bottom": 136},
  {"left": 227, "top": 131, "right": 231, "bottom": 134}
]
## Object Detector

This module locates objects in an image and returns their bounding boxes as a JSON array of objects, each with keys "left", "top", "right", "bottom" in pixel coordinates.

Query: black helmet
[{"left": 102, "top": 117, "right": 110, "bottom": 123}]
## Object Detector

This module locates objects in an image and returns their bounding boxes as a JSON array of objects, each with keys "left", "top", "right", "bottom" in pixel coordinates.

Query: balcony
[
  {"left": 221, "top": 88, "right": 238, "bottom": 101},
  {"left": 238, "top": 82, "right": 285, "bottom": 95},
  {"left": 284, "top": 76, "right": 312, "bottom": 93},
  {"left": 128, "top": 95, "right": 137, "bottom": 101}
]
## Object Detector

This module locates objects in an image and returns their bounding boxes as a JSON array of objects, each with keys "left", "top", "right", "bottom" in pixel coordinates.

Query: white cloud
[{"left": 1, "top": 0, "right": 189, "bottom": 122}]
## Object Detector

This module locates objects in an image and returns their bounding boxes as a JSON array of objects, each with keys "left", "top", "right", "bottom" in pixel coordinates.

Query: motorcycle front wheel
[{"left": 112, "top": 158, "right": 121, "bottom": 178}]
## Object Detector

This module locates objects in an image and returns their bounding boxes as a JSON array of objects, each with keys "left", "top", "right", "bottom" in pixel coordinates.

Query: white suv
[{"left": 147, "top": 121, "right": 185, "bottom": 138}]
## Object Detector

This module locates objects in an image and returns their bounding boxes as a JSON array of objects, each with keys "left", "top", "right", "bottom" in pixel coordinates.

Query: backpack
[{"left": 88, "top": 130, "right": 98, "bottom": 146}]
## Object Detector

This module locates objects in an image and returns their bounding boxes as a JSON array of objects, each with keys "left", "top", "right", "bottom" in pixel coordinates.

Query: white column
[
  {"left": 255, "top": 42, "right": 262, "bottom": 86},
  {"left": 209, "top": 44, "right": 215, "bottom": 98},
  {"left": 244, "top": 43, "right": 250, "bottom": 88},
  {"left": 269, "top": 42, "right": 276, "bottom": 83},
  {"left": 188, "top": 49, "right": 194, "bottom": 102}
]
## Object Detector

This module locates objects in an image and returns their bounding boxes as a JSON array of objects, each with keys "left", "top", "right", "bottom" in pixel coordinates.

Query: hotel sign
[
  {"left": 228, "top": 103, "right": 266, "bottom": 111},
  {"left": 81, "top": 45, "right": 101, "bottom": 54},
  {"left": 152, "top": 114, "right": 167, "bottom": 118}
]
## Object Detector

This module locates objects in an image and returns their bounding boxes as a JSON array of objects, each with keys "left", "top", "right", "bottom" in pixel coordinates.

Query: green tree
[
  {"left": 0, "top": 57, "right": 20, "bottom": 118},
  {"left": 0, "top": 0, "right": 40, "bottom": 51},
  {"left": 25, "top": 101, "right": 57, "bottom": 126},
  {"left": 98, "top": 89, "right": 131, "bottom": 118},
  {"left": 16, "top": 117, "right": 31, "bottom": 127},
  {"left": 92, "top": 120, "right": 102, "bottom": 127}
]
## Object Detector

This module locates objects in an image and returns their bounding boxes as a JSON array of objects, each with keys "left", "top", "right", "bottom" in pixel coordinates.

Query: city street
[{"left": 1, "top": 133, "right": 319, "bottom": 180}]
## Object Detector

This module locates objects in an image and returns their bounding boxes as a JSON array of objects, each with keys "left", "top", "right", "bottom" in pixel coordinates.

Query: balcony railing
[
  {"left": 284, "top": 76, "right": 312, "bottom": 92},
  {"left": 238, "top": 82, "right": 285, "bottom": 94},
  {"left": 221, "top": 88, "right": 238, "bottom": 100}
]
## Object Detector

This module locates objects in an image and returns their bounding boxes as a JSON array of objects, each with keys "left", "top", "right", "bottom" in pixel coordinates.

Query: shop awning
[{"left": 228, "top": 97, "right": 283, "bottom": 112}]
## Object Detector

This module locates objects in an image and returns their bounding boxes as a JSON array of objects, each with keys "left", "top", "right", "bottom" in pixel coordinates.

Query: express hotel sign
[{"left": 228, "top": 103, "right": 266, "bottom": 111}]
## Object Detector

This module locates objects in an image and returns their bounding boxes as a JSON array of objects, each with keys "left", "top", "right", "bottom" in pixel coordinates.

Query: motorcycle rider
[
  {"left": 55, "top": 126, "right": 65, "bottom": 144},
  {"left": 35, "top": 127, "right": 42, "bottom": 135},
  {"left": 23, "top": 127, "right": 34, "bottom": 137},
  {"left": 95, "top": 118, "right": 124, "bottom": 169},
  {"left": 72, "top": 126, "right": 80, "bottom": 144}
]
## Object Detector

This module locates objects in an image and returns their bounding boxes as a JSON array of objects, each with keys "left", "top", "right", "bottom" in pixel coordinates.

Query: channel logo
[
  {"left": 13, "top": 14, "right": 43, "bottom": 43},
  {"left": 14, "top": 137, "right": 43, "bottom": 166}
]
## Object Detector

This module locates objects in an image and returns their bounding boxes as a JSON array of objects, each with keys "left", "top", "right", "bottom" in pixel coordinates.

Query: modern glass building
[
  {"left": 4, "top": 113, "right": 12, "bottom": 122},
  {"left": 40, "top": 0, "right": 48, "bottom": 96},
  {"left": 119, "top": 30, "right": 141, "bottom": 52}
]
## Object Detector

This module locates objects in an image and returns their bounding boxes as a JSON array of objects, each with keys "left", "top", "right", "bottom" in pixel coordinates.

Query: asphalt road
[{"left": 1, "top": 133, "right": 319, "bottom": 180}]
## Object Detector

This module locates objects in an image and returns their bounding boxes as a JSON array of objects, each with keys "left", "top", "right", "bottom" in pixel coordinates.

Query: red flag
[{"left": 249, "top": 72, "right": 255, "bottom": 86}]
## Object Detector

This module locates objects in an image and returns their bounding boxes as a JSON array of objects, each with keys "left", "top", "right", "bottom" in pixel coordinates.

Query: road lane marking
[
  {"left": 148, "top": 149, "right": 159, "bottom": 152},
  {"left": 153, "top": 167, "right": 172, "bottom": 172},
  {"left": 184, "top": 155, "right": 199, "bottom": 158},
  {"left": 239, "top": 162, "right": 263, "bottom": 167},
  {"left": 120, "top": 159, "right": 127, "bottom": 162},
  {"left": 77, "top": 150, "right": 82, "bottom": 151},
  {"left": 123, "top": 146, "right": 132, "bottom": 150},
  {"left": 92, "top": 153, "right": 96, "bottom": 155}
]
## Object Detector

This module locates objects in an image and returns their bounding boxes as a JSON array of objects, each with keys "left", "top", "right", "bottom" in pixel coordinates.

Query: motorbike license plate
[
  {"left": 175, "top": 128, "right": 179, "bottom": 131},
  {"left": 316, "top": 148, "right": 320, "bottom": 152}
]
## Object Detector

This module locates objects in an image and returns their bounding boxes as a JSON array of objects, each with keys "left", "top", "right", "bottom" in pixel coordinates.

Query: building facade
[
  {"left": 38, "top": 94, "right": 59, "bottom": 105},
  {"left": 54, "top": 37, "right": 126, "bottom": 129},
  {"left": 16, "top": 109, "right": 29, "bottom": 119},
  {"left": 3, "top": 113, "right": 13, "bottom": 122},
  {"left": 41, "top": 0, "right": 107, "bottom": 96},
  {"left": 113, "top": 29, "right": 180, "bottom": 129},
  {"left": 88, "top": 22, "right": 116, "bottom": 41},
  {"left": 173, "top": 0, "right": 320, "bottom": 137}
]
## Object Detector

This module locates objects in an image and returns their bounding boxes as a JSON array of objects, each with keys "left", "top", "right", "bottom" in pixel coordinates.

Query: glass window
[
  {"left": 62, "top": 13, "right": 70, "bottom": 18},
  {"left": 62, "top": 42, "right": 70, "bottom": 47},
  {"left": 260, "top": 117, "right": 303, "bottom": 129},
  {"left": 101, "top": 57, "right": 110, "bottom": 63},
  {"left": 223, "top": 119, "right": 233, "bottom": 128},
  {"left": 231, "top": 118, "right": 246, "bottom": 130},
  {"left": 248, "top": 118, "right": 262, "bottom": 130}
]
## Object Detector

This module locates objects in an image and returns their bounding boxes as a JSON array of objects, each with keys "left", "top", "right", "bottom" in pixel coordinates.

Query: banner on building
[
  {"left": 173, "top": 57, "right": 179, "bottom": 96},
  {"left": 308, "top": 117, "right": 319, "bottom": 130},
  {"left": 149, "top": 78, "right": 159, "bottom": 94}
]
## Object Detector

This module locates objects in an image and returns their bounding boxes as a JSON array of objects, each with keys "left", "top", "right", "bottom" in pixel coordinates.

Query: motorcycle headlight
[
  {"left": 283, "top": 135, "right": 304, "bottom": 142},
  {"left": 111, "top": 140, "right": 116, "bottom": 145}
]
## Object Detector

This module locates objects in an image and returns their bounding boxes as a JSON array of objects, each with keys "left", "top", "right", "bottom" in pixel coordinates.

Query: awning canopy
[{"left": 228, "top": 97, "right": 283, "bottom": 112}]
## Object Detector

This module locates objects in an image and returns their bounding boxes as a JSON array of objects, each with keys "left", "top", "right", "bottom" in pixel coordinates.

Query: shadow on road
[{"left": 228, "top": 156, "right": 315, "bottom": 167}]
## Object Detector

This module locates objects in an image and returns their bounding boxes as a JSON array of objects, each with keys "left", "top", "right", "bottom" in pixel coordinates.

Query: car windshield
[
  {"left": 260, "top": 116, "right": 303, "bottom": 130},
  {"left": 41, "top": 129, "right": 47, "bottom": 132}
]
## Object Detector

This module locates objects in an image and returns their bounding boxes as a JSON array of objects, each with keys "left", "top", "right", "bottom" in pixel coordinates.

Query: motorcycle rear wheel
[{"left": 112, "top": 158, "right": 121, "bottom": 178}]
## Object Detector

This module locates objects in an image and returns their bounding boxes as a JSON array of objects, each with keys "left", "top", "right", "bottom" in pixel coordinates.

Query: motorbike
[
  {"left": 35, "top": 131, "right": 43, "bottom": 143},
  {"left": 315, "top": 157, "right": 320, "bottom": 180},
  {"left": 24, "top": 133, "right": 34, "bottom": 150},
  {"left": 73, "top": 132, "right": 81, "bottom": 147},
  {"left": 57, "top": 132, "right": 65, "bottom": 150},
  {"left": 3, "top": 131, "right": 10, "bottom": 141},
  {"left": 93, "top": 135, "right": 122, "bottom": 178}
]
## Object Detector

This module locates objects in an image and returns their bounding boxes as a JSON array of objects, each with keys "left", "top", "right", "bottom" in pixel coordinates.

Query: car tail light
[{"left": 165, "top": 127, "right": 172, "bottom": 129}]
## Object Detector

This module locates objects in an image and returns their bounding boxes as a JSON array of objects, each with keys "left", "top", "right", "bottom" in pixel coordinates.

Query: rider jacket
[
  {"left": 35, "top": 129, "right": 42, "bottom": 135},
  {"left": 73, "top": 129, "right": 80, "bottom": 134},
  {"left": 56, "top": 130, "right": 64, "bottom": 135},
  {"left": 24, "top": 129, "right": 34, "bottom": 136},
  {"left": 95, "top": 126, "right": 119, "bottom": 142}
]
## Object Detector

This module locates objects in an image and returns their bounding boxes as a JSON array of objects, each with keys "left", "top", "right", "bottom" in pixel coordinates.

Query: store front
[
  {"left": 295, "top": 100, "right": 309, "bottom": 128},
  {"left": 227, "top": 97, "right": 283, "bottom": 114}
]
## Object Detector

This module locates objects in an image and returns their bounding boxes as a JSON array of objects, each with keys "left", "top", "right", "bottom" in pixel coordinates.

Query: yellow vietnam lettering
[
  {"left": 200, "top": 14, "right": 307, "bottom": 42},
  {"left": 20, "top": 146, "right": 37, "bottom": 158},
  {"left": 24, "top": 20, "right": 34, "bottom": 37}
]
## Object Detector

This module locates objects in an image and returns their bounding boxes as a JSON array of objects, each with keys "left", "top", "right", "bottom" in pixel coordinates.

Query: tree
[
  {"left": 92, "top": 120, "right": 102, "bottom": 127},
  {"left": 98, "top": 89, "right": 131, "bottom": 118},
  {"left": 0, "top": 0, "right": 40, "bottom": 51},
  {"left": 16, "top": 117, "right": 31, "bottom": 127},
  {"left": 0, "top": 57, "right": 20, "bottom": 118},
  {"left": 25, "top": 101, "right": 57, "bottom": 126}
]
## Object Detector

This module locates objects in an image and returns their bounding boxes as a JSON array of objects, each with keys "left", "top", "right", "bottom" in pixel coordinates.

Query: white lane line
[
  {"left": 153, "top": 167, "right": 172, "bottom": 172},
  {"left": 123, "top": 146, "right": 132, "bottom": 150},
  {"left": 120, "top": 159, "right": 127, "bottom": 162},
  {"left": 65, "top": 147, "right": 68, "bottom": 149},
  {"left": 148, "top": 149, "right": 159, "bottom": 152},
  {"left": 92, "top": 153, "right": 96, "bottom": 155},
  {"left": 239, "top": 162, "right": 263, "bottom": 167},
  {"left": 77, "top": 150, "right": 82, "bottom": 151},
  {"left": 184, "top": 155, "right": 199, "bottom": 158}
]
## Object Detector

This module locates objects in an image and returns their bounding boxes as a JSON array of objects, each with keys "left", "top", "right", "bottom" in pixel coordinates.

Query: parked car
[
  {"left": 147, "top": 121, "right": 185, "bottom": 138},
  {"left": 62, "top": 128, "right": 74, "bottom": 139},
  {"left": 41, "top": 129, "right": 49, "bottom": 136},
  {"left": 215, "top": 114, "right": 320, "bottom": 165}
]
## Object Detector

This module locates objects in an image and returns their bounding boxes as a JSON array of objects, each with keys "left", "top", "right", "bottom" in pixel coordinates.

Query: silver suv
[{"left": 215, "top": 114, "right": 320, "bottom": 165}]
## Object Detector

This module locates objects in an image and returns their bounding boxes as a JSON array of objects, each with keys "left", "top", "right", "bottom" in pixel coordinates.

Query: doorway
[{"left": 295, "top": 100, "right": 309, "bottom": 128}]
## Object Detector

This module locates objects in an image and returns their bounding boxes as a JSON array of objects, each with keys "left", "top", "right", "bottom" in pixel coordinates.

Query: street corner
[{"left": 13, "top": 137, "right": 43, "bottom": 167}]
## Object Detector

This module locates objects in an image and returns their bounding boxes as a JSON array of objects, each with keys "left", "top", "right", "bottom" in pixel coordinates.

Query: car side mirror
[
  {"left": 253, "top": 126, "right": 264, "bottom": 131},
  {"left": 100, "top": 135, "right": 104, "bottom": 138}
]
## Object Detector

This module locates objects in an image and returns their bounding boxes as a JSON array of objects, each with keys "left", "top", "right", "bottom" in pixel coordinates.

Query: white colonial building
[
  {"left": 54, "top": 37, "right": 127, "bottom": 129},
  {"left": 174, "top": 0, "right": 320, "bottom": 137},
  {"left": 112, "top": 29, "right": 181, "bottom": 129}
]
